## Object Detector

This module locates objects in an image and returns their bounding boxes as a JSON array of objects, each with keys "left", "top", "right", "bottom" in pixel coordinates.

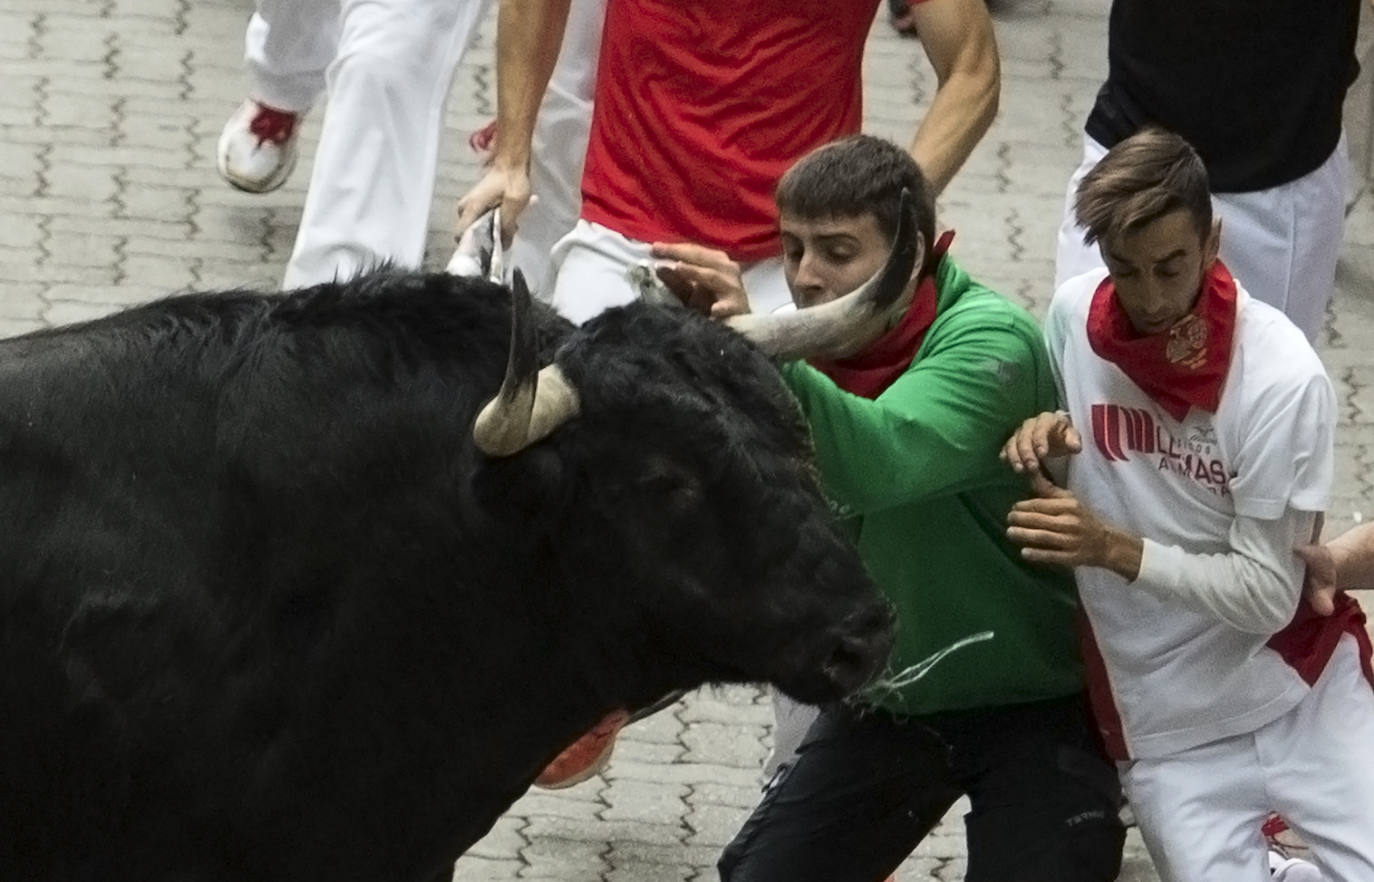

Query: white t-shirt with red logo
[{"left": 1046, "top": 270, "right": 1336, "bottom": 759}]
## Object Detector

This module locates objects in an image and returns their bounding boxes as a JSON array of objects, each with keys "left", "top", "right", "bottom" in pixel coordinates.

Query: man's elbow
[{"left": 1234, "top": 584, "right": 1301, "bottom": 635}]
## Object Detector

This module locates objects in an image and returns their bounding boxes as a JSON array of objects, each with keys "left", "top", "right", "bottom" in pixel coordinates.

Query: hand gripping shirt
[{"left": 1047, "top": 270, "right": 1336, "bottom": 759}]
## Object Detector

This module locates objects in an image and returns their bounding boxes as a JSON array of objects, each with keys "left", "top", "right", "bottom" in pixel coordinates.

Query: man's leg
[
  {"left": 1052, "top": 134, "right": 1110, "bottom": 291},
  {"left": 282, "top": 0, "right": 493, "bottom": 288},
  {"left": 739, "top": 257, "right": 797, "bottom": 315},
  {"left": 548, "top": 221, "right": 645, "bottom": 323},
  {"left": 506, "top": 0, "right": 606, "bottom": 298},
  {"left": 1122, "top": 730, "right": 1270, "bottom": 882},
  {"left": 243, "top": 0, "right": 339, "bottom": 114},
  {"left": 718, "top": 704, "right": 961, "bottom": 882},
  {"left": 947, "top": 695, "right": 1124, "bottom": 882},
  {"left": 1212, "top": 136, "right": 1347, "bottom": 342},
  {"left": 762, "top": 695, "right": 818, "bottom": 780},
  {"left": 1264, "top": 634, "right": 1374, "bottom": 880},
  {"left": 219, "top": 0, "right": 340, "bottom": 193}
]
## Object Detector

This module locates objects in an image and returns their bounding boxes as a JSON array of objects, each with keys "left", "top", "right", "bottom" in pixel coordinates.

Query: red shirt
[{"left": 581, "top": 0, "right": 927, "bottom": 261}]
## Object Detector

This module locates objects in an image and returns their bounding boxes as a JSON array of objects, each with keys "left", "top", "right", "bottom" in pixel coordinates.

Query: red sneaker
[{"left": 534, "top": 709, "right": 629, "bottom": 790}]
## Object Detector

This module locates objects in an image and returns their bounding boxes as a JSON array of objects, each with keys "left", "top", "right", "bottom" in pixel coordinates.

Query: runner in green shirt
[{"left": 653, "top": 134, "right": 1125, "bottom": 882}]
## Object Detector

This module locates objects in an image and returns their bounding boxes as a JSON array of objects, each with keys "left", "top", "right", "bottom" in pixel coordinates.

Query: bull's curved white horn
[
  {"left": 472, "top": 269, "right": 581, "bottom": 457},
  {"left": 727, "top": 188, "right": 923, "bottom": 362}
]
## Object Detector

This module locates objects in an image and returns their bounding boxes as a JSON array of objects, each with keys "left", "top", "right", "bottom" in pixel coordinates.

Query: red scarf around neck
[
  {"left": 1086, "top": 260, "right": 1238, "bottom": 421},
  {"left": 809, "top": 231, "right": 955, "bottom": 399}
]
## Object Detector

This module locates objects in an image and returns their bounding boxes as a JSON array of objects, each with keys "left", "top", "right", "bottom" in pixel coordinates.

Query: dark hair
[
  {"left": 775, "top": 135, "right": 937, "bottom": 274},
  {"left": 1074, "top": 127, "right": 1213, "bottom": 247}
]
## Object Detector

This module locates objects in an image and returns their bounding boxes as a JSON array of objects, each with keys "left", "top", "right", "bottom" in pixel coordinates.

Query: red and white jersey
[
  {"left": 581, "top": 0, "right": 928, "bottom": 262},
  {"left": 1047, "top": 270, "right": 1336, "bottom": 759}
]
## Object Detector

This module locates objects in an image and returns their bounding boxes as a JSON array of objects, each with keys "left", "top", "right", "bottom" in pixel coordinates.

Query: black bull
[{"left": 0, "top": 271, "right": 895, "bottom": 881}]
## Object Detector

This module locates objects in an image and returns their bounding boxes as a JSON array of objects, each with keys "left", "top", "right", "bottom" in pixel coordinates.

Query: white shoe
[
  {"left": 1269, "top": 849, "right": 1324, "bottom": 881},
  {"left": 217, "top": 99, "right": 301, "bottom": 193}
]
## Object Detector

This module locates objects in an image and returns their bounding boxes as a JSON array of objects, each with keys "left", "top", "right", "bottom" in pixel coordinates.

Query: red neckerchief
[
  {"left": 1086, "top": 260, "right": 1238, "bottom": 421},
  {"left": 809, "top": 230, "right": 955, "bottom": 399}
]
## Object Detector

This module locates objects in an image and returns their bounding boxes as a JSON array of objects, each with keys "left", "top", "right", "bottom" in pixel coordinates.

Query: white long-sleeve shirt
[{"left": 1047, "top": 271, "right": 1335, "bottom": 759}]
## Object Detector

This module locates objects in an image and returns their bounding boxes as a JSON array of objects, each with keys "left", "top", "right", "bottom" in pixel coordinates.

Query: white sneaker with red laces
[{"left": 217, "top": 99, "right": 301, "bottom": 194}]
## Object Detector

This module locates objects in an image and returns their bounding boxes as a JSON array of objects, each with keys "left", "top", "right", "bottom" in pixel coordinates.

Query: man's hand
[
  {"left": 455, "top": 164, "right": 531, "bottom": 246},
  {"left": 1000, "top": 411, "right": 1081, "bottom": 475},
  {"left": 650, "top": 242, "right": 752, "bottom": 319},
  {"left": 1007, "top": 472, "right": 1143, "bottom": 579},
  {"left": 1295, "top": 542, "right": 1340, "bottom": 616}
]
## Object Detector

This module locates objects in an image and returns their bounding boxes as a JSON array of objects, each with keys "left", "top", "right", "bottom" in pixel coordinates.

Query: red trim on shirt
[{"left": 1078, "top": 610, "right": 1130, "bottom": 760}]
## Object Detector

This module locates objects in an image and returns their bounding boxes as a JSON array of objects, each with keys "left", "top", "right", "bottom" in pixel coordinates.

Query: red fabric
[
  {"left": 1078, "top": 610, "right": 1130, "bottom": 760},
  {"left": 808, "top": 231, "right": 955, "bottom": 398},
  {"left": 248, "top": 102, "right": 298, "bottom": 146},
  {"left": 1086, "top": 262, "right": 1239, "bottom": 421},
  {"left": 581, "top": 0, "right": 882, "bottom": 261},
  {"left": 1267, "top": 592, "right": 1374, "bottom": 690}
]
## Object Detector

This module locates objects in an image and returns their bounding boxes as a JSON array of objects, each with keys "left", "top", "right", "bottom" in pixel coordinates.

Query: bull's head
[{"left": 467, "top": 209, "right": 918, "bottom": 707}]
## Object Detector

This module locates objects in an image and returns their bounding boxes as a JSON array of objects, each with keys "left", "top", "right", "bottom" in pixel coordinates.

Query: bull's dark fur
[{"left": 0, "top": 271, "right": 892, "bottom": 882}]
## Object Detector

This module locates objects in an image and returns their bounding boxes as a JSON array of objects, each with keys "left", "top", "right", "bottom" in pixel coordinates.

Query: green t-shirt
[{"left": 782, "top": 256, "right": 1082, "bottom": 715}]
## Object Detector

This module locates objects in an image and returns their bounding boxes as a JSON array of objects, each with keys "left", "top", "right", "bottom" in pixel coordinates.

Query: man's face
[
  {"left": 780, "top": 212, "right": 890, "bottom": 310},
  {"left": 1098, "top": 208, "right": 1220, "bottom": 336}
]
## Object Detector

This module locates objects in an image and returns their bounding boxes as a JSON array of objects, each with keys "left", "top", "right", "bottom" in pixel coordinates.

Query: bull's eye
[{"left": 638, "top": 470, "right": 701, "bottom": 512}]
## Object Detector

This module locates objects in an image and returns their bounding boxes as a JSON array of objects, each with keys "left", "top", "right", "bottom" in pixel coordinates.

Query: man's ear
[{"left": 1204, "top": 217, "right": 1222, "bottom": 267}]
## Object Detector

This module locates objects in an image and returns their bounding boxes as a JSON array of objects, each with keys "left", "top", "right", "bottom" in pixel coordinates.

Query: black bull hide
[{"left": 0, "top": 270, "right": 894, "bottom": 882}]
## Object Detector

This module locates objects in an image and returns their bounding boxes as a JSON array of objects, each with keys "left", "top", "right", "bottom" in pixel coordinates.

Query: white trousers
[
  {"left": 1054, "top": 134, "right": 1348, "bottom": 341},
  {"left": 549, "top": 220, "right": 795, "bottom": 325},
  {"left": 507, "top": 0, "right": 605, "bottom": 298},
  {"left": 243, "top": 0, "right": 603, "bottom": 290},
  {"left": 1121, "top": 634, "right": 1374, "bottom": 882},
  {"left": 765, "top": 694, "right": 818, "bottom": 780}
]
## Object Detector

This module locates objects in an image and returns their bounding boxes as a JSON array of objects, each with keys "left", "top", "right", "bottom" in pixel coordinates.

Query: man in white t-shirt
[{"left": 1001, "top": 127, "right": 1374, "bottom": 882}]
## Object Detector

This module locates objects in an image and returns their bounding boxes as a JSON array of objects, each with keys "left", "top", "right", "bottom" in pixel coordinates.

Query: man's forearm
[
  {"left": 494, "top": 0, "right": 573, "bottom": 170},
  {"left": 909, "top": 69, "right": 998, "bottom": 194},
  {"left": 906, "top": 0, "right": 1000, "bottom": 193},
  {"left": 1132, "top": 510, "right": 1314, "bottom": 634}
]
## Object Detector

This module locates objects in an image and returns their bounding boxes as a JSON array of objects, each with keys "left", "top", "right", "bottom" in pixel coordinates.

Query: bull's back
[{"left": 0, "top": 274, "right": 564, "bottom": 878}]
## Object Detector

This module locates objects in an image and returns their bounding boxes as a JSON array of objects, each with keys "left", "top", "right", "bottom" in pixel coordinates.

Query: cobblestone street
[{"left": 3, "top": 0, "right": 1372, "bottom": 878}]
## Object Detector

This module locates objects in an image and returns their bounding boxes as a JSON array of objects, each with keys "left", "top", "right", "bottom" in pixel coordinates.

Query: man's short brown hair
[
  {"left": 775, "top": 135, "right": 938, "bottom": 275},
  {"left": 1074, "top": 128, "right": 1212, "bottom": 247}
]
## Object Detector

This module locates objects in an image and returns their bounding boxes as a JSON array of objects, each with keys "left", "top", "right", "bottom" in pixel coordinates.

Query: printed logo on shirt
[{"left": 1090, "top": 403, "right": 1231, "bottom": 497}]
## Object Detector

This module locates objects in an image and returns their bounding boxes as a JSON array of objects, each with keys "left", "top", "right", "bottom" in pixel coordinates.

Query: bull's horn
[
  {"left": 727, "top": 188, "right": 923, "bottom": 361},
  {"left": 472, "top": 269, "right": 581, "bottom": 457}
]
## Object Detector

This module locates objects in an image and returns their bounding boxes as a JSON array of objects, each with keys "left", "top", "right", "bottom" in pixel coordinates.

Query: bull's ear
[{"left": 470, "top": 446, "right": 570, "bottom": 529}]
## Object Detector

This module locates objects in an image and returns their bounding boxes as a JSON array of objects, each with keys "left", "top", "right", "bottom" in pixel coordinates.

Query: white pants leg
[
  {"left": 549, "top": 221, "right": 794, "bottom": 324},
  {"left": 763, "top": 694, "right": 818, "bottom": 780},
  {"left": 1209, "top": 136, "right": 1347, "bottom": 342},
  {"left": 243, "top": 0, "right": 341, "bottom": 113},
  {"left": 1053, "top": 133, "right": 1347, "bottom": 341},
  {"left": 1052, "top": 134, "right": 1110, "bottom": 292},
  {"left": 282, "top": 0, "right": 493, "bottom": 288},
  {"left": 1122, "top": 634, "right": 1374, "bottom": 882},
  {"left": 1264, "top": 635, "right": 1374, "bottom": 881},
  {"left": 506, "top": 0, "right": 605, "bottom": 298}
]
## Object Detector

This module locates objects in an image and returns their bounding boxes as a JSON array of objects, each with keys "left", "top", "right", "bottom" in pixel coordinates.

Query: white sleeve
[
  {"left": 1133, "top": 506, "right": 1318, "bottom": 634},
  {"left": 1228, "top": 362, "right": 1335, "bottom": 519}
]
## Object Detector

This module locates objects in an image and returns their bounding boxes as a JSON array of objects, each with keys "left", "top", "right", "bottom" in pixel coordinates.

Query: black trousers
[{"left": 718, "top": 693, "right": 1125, "bottom": 882}]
